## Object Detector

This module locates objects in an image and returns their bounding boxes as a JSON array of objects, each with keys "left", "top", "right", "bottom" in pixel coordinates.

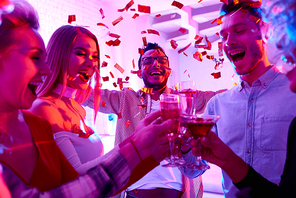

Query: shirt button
[
  {"left": 247, "top": 149, "right": 251, "bottom": 153},
  {"left": 248, "top": 123, "right": 251, "bottom": 127}
]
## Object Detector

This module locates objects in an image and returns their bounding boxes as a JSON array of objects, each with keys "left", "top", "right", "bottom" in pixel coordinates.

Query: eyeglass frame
[{"left": 141, "top": 56, "right": 169, "bottom": 66}]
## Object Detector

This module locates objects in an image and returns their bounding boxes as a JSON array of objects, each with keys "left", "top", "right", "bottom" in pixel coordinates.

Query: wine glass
[
  {"left": 181, "top": 114, "right": 220, "bottom": 170},
  {"left": 160, "top": 93, "right": 184, "bottom": 167}
]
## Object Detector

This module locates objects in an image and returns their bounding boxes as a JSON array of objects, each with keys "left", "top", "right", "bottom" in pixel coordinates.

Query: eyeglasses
[{"left": 141, "top": 56, "right": 168, "bottom": 66}]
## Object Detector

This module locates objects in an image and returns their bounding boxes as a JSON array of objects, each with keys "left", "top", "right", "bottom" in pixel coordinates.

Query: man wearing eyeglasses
[{"left": 84, "top": 42, "right": 225, "bottom": 198}]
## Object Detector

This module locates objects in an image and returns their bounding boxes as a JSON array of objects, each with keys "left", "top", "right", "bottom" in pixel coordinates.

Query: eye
[
  {"left": 92, "top": 55, "right": 100, "bottom": 62},
  {"left": 74, "top": 50, "right": 86, "bottom": 57}
]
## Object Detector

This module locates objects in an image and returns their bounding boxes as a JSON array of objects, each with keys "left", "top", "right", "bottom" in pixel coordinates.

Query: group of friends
[{"left": 0, "top": 0, "right": 296, "bottom": 197}]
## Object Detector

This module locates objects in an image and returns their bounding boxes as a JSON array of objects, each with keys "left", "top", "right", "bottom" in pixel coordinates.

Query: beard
[{"left": 143, "top": 76, "right": 168, "bottom": 91}]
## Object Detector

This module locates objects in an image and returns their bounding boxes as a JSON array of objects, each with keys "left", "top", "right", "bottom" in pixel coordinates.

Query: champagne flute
[
  {"left": 181, "top": 114, "right": 220, "bottom": 170},
  {"left": 177, "top": 81, "right": 197, "bottom": 116},
  {"left": 160, "top": 93, "right": 184, "bottom": 167}
]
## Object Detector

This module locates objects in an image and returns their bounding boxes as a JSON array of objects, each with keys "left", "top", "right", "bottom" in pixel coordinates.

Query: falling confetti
[
  {"left": 132, "top": 13, "right": 139, "bottom": 19},
  {"left": 132, "top": 59, "right": 136, "bottom": 69},
  {"left": 99, "top": 8, "right": 105, "bottom": 19},
  {"left": 109, "top": 33, "right": 121, "bottom": 38},
  {"left": 105, "top": 55, "right": 111, "bottom": 59},
  {"left": 138, "top": 48, "right": 144, "bottom": 55},
  {"left": 68, "top": 15, "right": 76, "bottom": 24},
  {"left": 101, "top": 61, "right": 108, "bottom": 68},
  {"left": 178, "top": 43, "right": 191, "bottom": 54},
  {"left": 218, "top": 42, "right": 223, "bottom": 56},
  {"left": 211, "top": 72, "right": 221, "bottom": 79},
  {"left": 155, "top": 14, "right": 161, "bottom": 17},
  {"left": 170, "top": 39, "right": 178, "bottom": 49},
  {"left": 131, "top": 70, "right": 141, "bottom": 74},
  {"left": 147, "top": 29, "right": 160, "bottom": 36},
  {"left": 114, "top": 63, "right": 125, "bottom": 73},
  {"left": 97, "top": 22, "right": 109, "bottom": 29},
  {"left": 101, "top": 101, "right": 106, "bottom": 107},
  {"left": 125, "top": 120, "right": 131, "bottom": 127},
  {"left": 110, "top": 72, "right": 115, "bottom": 78},
  {"left": 171, "top": 1, "right": 184, "bottom": 9},
  {"left": 193, "top": 51, "right": 203, "bottom": 62},
  {"left": 102, "top": 76, "right": 109, "bottom": 81},
  {"left": 179, "top": 28, "right": 187, "bottom": 34},
  {"left": 112, "top": 16, "right": 123, "bottom": 26},
  {"left": 117, "top": 112, "right": 122, "bottom": 119},
  {"left": 142, "top": 37, "right": 147, "bottom": 46},
  {"left": 138, "top": 4, "right": 150, "bottom": 13}
]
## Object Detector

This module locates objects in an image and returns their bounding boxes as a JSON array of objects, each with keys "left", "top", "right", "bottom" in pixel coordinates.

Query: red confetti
[
  {"left": 128, "top": 87, "right": 134, "bottom": 91},
  {"left": 109, "top": 33, "right": 121, "bottom": 38},
  {"left": 206, "top": 55, "right": 215, "bottom": 60},
  {"left": 112, "top": 16, "right": 123, "bottom": 26},
  {"left": 68, "top": 15, "right": 76, "bottom": 24},
  {"left": 142, "top": 37, "right": 147, "bottom": 46},
  {"left": 117, "top": 112, "right": 122, "bottom": 119},
  {"left": 138, "top": 4, "right": 151, "bottom": 13},
  {"left": 147, "top": 29, "right": 160, "bottom": 36},
  {"left": 138, "top": 104, "right": 146, "bottom": 108},
  {"left": 114, "top": 63, "right": 125, "bottom": 73},
  {"left": 183, "top": 69, "right": 187, "bottom": 74},
  {"left": 97, "top": 23, "right": 109, "bottom": 29},
  {"left": 204, "top": 36, "right": 212, "bottom": 50},
  {"left": 119, "top": 84, "right": 123, "bottom": 90},
  {"left": 201, "top": 51, "right": 207, "bottom": 56},
  {"left": 117, "top": 78, "right": 123, "bottom": 85},
  {"left": 211, "top": 72, "right": 221, "bottom": 79},
  {"left": 125, "top": 0, "right": 134, "bottom": 11},
  {"left": 102, "top": 76, "right": 109, "bottom": 81},
  {"left": 118, "top": 8, "right": 125, "bottom": 12},
  {"left": 171, "top": 1, "right": 184, "bottom": 9},
  {"left": 125, "top": 120, "right": 131, "bottom": 127},
  {"left": 131, "top": 70, "right": 141, "bottom": 74},
  {"left": 101, "top": 101, "right": 106, "bottom": 107},
  {"left": 130, "top": 8, "right": 136, "bottom": 11},
  {"left": 141, "top": 30, "right": 147, "bottom": 34},
  {"left": 170, "top": 39, "right": 178, "bottom": 49},
  {"left": 110, "top": 72, "right": 115, "bottom": 78},
  {"left": 101, "top": 61, "right": 108, "bottom": 68},
  {"left": 249, "top": 15, "right": 260, "bottom": 23},
  {"left": 99, "top": 8, "right": 105, "bottom": 19},
  {"left": 183, "top": 52, "right": 188, "bottom": 56},
  {"left": 113, "top": 82, "right": 117, "bottom": 87},
  {"left": 0, "top": 0, "right": 11, "bottom": 6},
  {"left": 125, "top": 76, "right": 130, "bottom": 81},
  {"left": 198, "top": 0, "right": 203, "bottom": 2},
  {"left": 178, "top": 43, "right": 191, "bottom": 54},
  {"left": 188, "top": 74, "right": 191, "bottom": 78},
  {"left": 193, "top": 51, "right": 203, "bottom": 62},
  {"left": 194, "top": 35, "right": 203, "bottom": 44},
  {"left": 218, "top": 42, "right": 223, "bottom": 56},
  {"left": 215, "top": 32, "right": 220, "bottom": 36},
  {"left": 106, "top": 39, "right": 121, "bottom": 46},
  {"left": 132, "top": 13, "right": 139, "bottom": 19},
  {"left": 138, "top": 48, "right": 144, "bottom": 55},
  {"left": 155, "top": 14, "right": 161, "bottom": 17},
  {"left": 132, "top": 59, "right": 136, "bottom": 69},
  {"left": 105, "top": 55, "right": 111, "bottom": 59},
  {"left": 179, "top": 28, "right": 187, "bottom": 34}
]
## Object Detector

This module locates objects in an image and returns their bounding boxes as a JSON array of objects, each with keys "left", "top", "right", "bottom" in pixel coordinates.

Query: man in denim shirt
[{"left": 203, "top": 0, "right": 296, "bottom": 197}]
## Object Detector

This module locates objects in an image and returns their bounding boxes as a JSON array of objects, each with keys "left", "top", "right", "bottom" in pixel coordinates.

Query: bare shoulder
[{"left": 29, "top": 97, "right": 61, "bottom": 119}]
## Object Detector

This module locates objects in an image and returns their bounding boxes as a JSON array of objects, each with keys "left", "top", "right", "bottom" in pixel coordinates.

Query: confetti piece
[
  {"left": 198, "top": 0, "right": 203, "bottom": 2},
  {"left": 114, "top": 63, "right": 125, "bottom": 73},
  {"left": 130, "top": 8, "right": 136, "bottom": 11},
  {"left": 218, "top": 42, "right": 223, "bottom": 56},
  {"left": 109, "top": 33, "right": 121, "bottom": 38},
  {"left": 132, "top": 13, "right": 139, "bottom": 19},
  {"left": 178, "top": 43, "right": 191, "bottom": 54},
  {"left": 204, "top": 36, "right": 212, "bottom": 50},
  {"left": 183, "top": 69, "right": 187, "bottom": 74},
  {"left": 194, "top": 35, "right": 203, "bottom": 45},
  {"left": 142, "top": 37, "right": 147, "bottom": 46},
  {"left": 249, "top": 14, "right": 260, "bottom": 23},
  {"left": 170, "top": 39, "right": 178, "bottom": 49},
  {"left": 193, "top": 51, "right": 203, "bottom": 62},
  {"left": 101, "top": 101, "right": 106, "bottom": 107},
  {"left": 106, "top": 39, "right": 121, "bottom": 46},
  {"left": 99, "top": 8, "right": 105, "bottom": 19},
  {"left": 141, "top": 30, "right": 147, "bottom": 34},
  {"left": 110, "top": 72, "right": 114, "bottom": 78},
  {"left": 179, "top": 28, "right": 187, "bottom": 34},
  {"left": 132, "top": 59, "right": 136, "bottom": 69},
  {"left": 102, "top": 76, "right": 109, "bottom": 81},
  {"left": 147, "top": 29, "right": 160, "bottom": 36},
  {"left": 155, "top": 14, "right": 161, "bottom": 17},
  {"left": 68, "top": 15, "right": 76, "bottom": 24},
  {"left": 131, "top": 70, "right": 141, "bottom": 74},
  {"left": 211, "top": 72, "right": 221, "bottom": 79},
  {"left": 101, "top": 61, "right": 108, "bottom": 68},
  {"left": 233, "top": 0, "right": 239, "bottom": 5},
  {"left": 105, "top": 55, "right": 111, "bottom": 59},
  {"left": 125, "top": 76, "right": 130, "bottom": 81},
  {"left": 183, "top": 52, "right": 188, "bottom": 56},
  {"left": 138, "top": 48, "right": 144, "bottom": 55},
  {"left": 119, "top": 84, "right": 123, "bottom": 90},
  {"left": 97, "top": 23, "right": 109, "bottom": 29},
  {"left": 117, "top": 78, "right": 123, "bottom": 85},
  {"left": 188, "top": 74, "right": 191, "bottom": 78},
  {"left": 206, "top": 55, "right": 215, "bottom": 60},
  {"left": 117, "top": 112, "right": 122, "bottom": 119},
  {"left": 118, "top": 8, "right": 126, "bottom": 12},
  {"left": 113, "top": 82, "right": 117, "bottom": 87},
  {"left": 172, "top": 1, "right": 184, "bottom": 9},
  {"left": 137, "top": 104, "right": 146, "bottom": 108},
  {"left": 141, "top": 98, "right": 145, "bottom": 104},
  {"left": 125, "top": 0, "right": 134, "bottom": 11},
  {"left": 141, "top": 87, "right": 153, "bottom": 94},
  {"left": 112, "top": 16, "right": 123, "bottom": 26},
  {"left": 138, "top": 4, "right": 150, "bottom": 13},
  {"left": 201, "top": 51, "right": 207, "bottom": 56},
  {"left": 125, "top": 120, "right": 131, "bottom": 127},
  {"left": 220, "top": 0, "right": 228, "bottom": 4}
]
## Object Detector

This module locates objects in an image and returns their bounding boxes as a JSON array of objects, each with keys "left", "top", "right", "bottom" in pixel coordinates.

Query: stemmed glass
[
  {"left": 160, "top": 93, "right": 184, "bottom": 167},
  {"left": 181, "top": 114, "right": 220, "bottom": 170}
]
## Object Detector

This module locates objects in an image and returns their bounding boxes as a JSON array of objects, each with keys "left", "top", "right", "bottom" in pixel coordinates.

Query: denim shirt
[{"left": 204, "top": 66, "right": 296, "bottom": 198}]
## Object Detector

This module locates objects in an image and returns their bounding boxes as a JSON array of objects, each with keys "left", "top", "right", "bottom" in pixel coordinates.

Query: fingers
[{"left": 143, "top": 110, "right": 161, "bottom": 125}]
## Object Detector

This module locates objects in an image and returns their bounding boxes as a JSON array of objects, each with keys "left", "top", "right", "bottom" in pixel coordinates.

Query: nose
[
  {"left": 225, "top": 34, "right": 237, "bottom": 47},
  {"left": 85, "top": 55, "right": 94, "bottom": 67},
  {"left": 151, "top": 58, "right": 160, "bottom": 68}
]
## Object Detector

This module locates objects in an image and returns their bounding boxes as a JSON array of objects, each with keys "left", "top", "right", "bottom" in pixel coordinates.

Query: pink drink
[
  {"left": 183, "top": 117, "right": 215, "bottom": 137},
  {"left": 160, "top": 101, "right": 180, "bottom": 141}
]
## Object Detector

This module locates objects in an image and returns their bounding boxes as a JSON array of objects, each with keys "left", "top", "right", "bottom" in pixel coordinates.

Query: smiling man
[
  {"left": 203, "top": 1, "right": 296, "bottom": 198},
  {"left": 83, "top": 42, "right": 226, "bottom": 198}
]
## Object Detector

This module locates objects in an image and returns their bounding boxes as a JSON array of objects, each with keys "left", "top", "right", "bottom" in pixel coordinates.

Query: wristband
[{"left": 129, "top": 139, "right": 143, "bottom": 161}]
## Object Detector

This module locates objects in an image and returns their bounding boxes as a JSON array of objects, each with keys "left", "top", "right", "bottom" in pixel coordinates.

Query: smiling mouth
[
  {"left": 28, "top": 82, "right": 42, "bottom": 96},
  {"left": 230, "top": 50, "right": 245, "bottom": 64},
  {"left": 78, "top": 70, "right": 91, "bottom": 82},
  {"left": 149, "top": 71, "right": 163, "bottom": 76}
]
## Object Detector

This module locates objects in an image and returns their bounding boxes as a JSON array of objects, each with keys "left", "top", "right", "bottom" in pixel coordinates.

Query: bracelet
[{"left": 129, "top": 139, "right": 143, "bottom": 161}]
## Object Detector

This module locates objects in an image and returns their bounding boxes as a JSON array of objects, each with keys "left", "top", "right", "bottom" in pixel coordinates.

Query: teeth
[
  {"left": 230, "top": 50, "right": 244, "bottom": 56},
  {"left": 151, "top": 71, "right": 161, "bottom": 75}
]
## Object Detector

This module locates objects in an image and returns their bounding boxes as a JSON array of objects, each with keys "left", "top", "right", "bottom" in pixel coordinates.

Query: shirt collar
[{"left": 237, "top": 65, "right": 279, "bottom": 91}]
